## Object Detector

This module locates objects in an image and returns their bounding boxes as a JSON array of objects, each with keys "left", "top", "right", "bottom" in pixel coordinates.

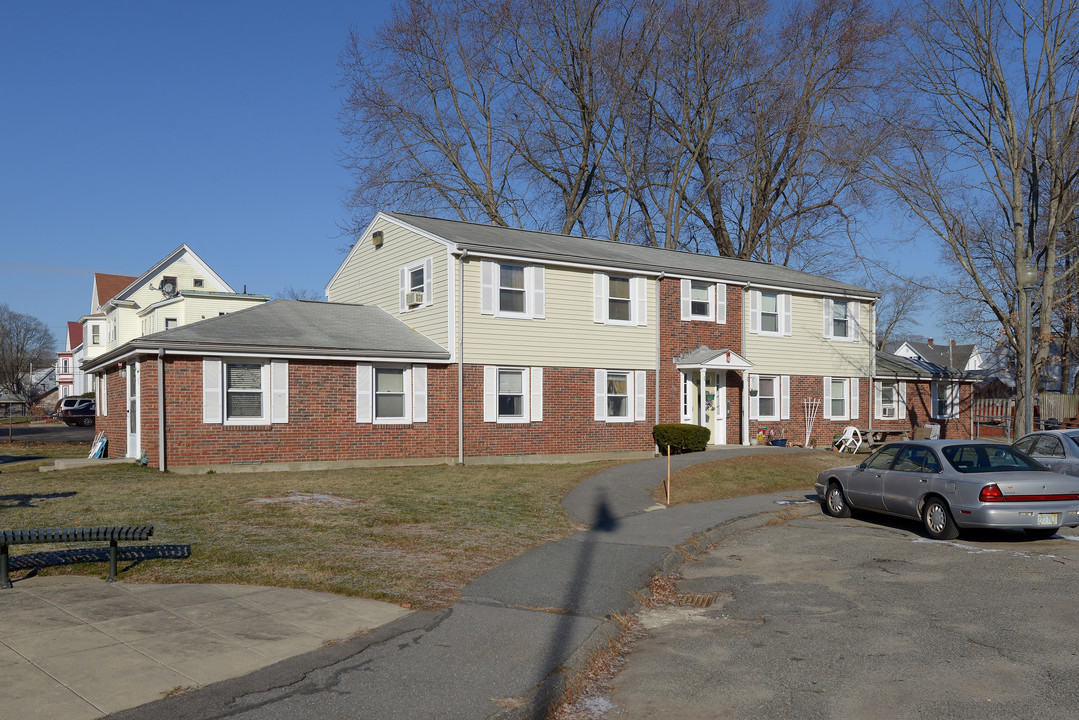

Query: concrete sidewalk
[
  {"left": 3, "top": 445, "right": 820, "bottom": 719},
  {"left": 0, "top": 577, "right": 411, "bottom": 719}
]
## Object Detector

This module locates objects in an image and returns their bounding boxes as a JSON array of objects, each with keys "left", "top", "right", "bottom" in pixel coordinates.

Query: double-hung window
[
  {"left": 679, "top": 279, "right": 727, "bottom": 322},
  {"left": 824, "top": 377, "right": 859, "bottom": 421},
  {"left": 748, "top": 290, "right": 791, "bottom": 336},
  {"left": 91, "top": 325, "right": 100, "bottom": 345},
  {"left": 594, "top": 369, "right": 646, "bottom": 422},
  {"left": 749, "top": 374, "right": 790, "bottom": 421},
  {"left": 356, "top": 364, "right": 428, "bottom": 424},
  {"left": 482, "top": 366, "right": 542, "bottom": 422},
  {"left": 399, "top": 258, "right": 433, "bottom": 312},
  {"left": 823, "top": 298, "right": 860, "bottom": 341},
  {"left": 875, "top": 380, "right": 906, "bottom": 420},
  {"left": 931, "top": 381, "right": 959, "bottom": 419},
  {"left": 480, "top": 261, "right": 545, "bottom": 319},
  {"left": 202, "top": 357, "right": 288, "bottom": 425},
  {"left": 594, "top": 273, "right": 647, "bottom": 326}
]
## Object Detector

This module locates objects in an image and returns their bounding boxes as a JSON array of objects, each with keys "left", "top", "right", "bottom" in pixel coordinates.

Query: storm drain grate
[{"left": 677, "top": 592, "right": 718, "bottom": 608}]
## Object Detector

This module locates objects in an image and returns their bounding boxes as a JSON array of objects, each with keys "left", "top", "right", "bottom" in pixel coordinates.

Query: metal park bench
[{"left": 0, "top": 525, "right": 154, "bottom": 588}]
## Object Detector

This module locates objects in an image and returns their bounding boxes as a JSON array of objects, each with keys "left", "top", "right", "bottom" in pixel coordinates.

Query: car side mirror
[{"left": 858, "top": 462, "right": 867, "bottom": 470}]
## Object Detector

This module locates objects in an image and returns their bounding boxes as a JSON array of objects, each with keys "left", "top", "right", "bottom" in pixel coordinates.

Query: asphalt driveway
[
  {"left": 0, "top": 422, "right": 95, "bottom": 443},
  {"left": 603, "top": 508, "right": 1079, "bottom": 719}
]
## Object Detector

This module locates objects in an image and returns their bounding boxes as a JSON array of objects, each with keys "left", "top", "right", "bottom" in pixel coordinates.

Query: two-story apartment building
[{"left": 84, "top": 212, "right": 975, "bottom": 472}]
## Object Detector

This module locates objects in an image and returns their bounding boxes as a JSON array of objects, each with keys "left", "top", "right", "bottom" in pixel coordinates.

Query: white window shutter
[
  {"left": 203, "top": 357, "right": 222, "bottom": 424},
  {"left": 635, "top": 370, "right": 647, "bottom": 420},
  {"left": 782, "top": 294, "right": 793, "bottom": 337},
  {"left": 399, "top": 266, "right": 408, "bottom": 313},
  {"left": 531, "top": 266, "right": 545, "bottom": 319},
  {"left": 874, "top": 381, "right": 883, "bottom": 420},
  {"left": 781, "top": 375, "right": 790, "bottom": 420},
  {"left": 412, "top": 364, "right": 427, "bottom": 422},
  {"left": 898, "top": 381, "right": 907, "bottom": 420},
  {"left": 680, "top": 279, "right": 692, "bottom": 320},
  {"left": 424, "top": 257, "right": 434, "bottom": 307},
  {"left": 356, "top": 364, "right": 372, "bottom": 423},
  {"left": 483, "top": 366, "right": 497, "bottom": 422},
  {"left": 715, "top": 283, "right": 726, "bottom": 324},
  {"left": 749, "top": 290, "right": 760, "bottom": 333},
  {"left": 851, "top": 301, "right": 861, "bottom": 342},
  {"left": 823, "top": 377, "right": 832, "bottom": 420},
  {"left": 749, "top": 374, "right": 760, "bottom": 419},
  {"left": 530, "top": 366, "right": 543, "bottom": 421},
  {"left": 594, "top": 369, "right": 606, "bottom": 420},
  {"left": 850, "top": 377, "right": 859, "bottom": 420},
  {"left": 480, "top": 261, "right": 495, "bottom": 315},
  {"left": 101, "top": 374, "right": 108, "bottom": 416},
  {"left": 823, "top": 298, "right": 833, "bottom": 338},
  {"left": 594, "top": 273, "right": 606, "bottom": 323},
  {"left": 633, "top": 277, "right": 647, "bottom": 326},
  {"left": 271, "top": 360, "right": 289, "bottom": 424}
]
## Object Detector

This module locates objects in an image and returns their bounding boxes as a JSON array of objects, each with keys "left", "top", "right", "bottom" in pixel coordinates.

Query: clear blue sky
[
  {"left": 1, "top": 1, "right": 392, "bottom": 348},
  {"left": 0, "top": 1, "right": 946, "bottom": 353}
]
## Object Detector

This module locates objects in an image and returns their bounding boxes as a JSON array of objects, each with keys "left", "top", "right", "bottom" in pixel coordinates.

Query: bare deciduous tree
[
  {"left": 875, "top": 0, "right": 1079, "bottom": 435},
  {"left": 0, "top": 304, "right": 56, "bottom": 401}
]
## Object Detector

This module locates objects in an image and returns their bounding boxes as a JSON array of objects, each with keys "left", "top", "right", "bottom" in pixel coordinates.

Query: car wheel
[
  {"left": 922, "top": 497, "right": 959, "bottom": 540},
  {"left": 822, "top": 482, "right": 852, "bottom": 518},
  {"left": 1024, "top": 528, "right": 1058, "bottom": 540},
  {"left": 81, "top": 417, "right": 94, "bottom": 427}
]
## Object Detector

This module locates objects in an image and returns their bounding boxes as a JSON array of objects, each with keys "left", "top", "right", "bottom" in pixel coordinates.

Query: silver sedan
[
  {"left": 814, "top": 440, "right": 1079, "bottom": 540},
  {"left": 1013, "top": 430, "right": 1079, "bottom": 477}
]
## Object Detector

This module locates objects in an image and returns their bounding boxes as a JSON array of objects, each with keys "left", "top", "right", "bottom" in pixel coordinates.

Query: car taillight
[{"left": 980, "top": 484, "right": 1006, "bottom": 502}]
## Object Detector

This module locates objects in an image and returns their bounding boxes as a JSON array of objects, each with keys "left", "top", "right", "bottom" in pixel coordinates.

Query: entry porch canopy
[{"left": 674, "top": 347, "right": 754, "bottom": 444}]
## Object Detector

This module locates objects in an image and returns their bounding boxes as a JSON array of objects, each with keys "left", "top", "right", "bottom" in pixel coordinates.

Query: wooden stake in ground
[{"left": 666, "top": 445, "right": 671, "bottom": 505}]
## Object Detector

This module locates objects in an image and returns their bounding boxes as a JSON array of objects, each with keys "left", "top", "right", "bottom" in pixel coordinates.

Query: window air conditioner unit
[{"left": 406, "top": 291, "right": 425, "bottom": 306}]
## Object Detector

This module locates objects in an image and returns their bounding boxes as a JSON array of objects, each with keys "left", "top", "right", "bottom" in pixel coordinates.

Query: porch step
[{"left": 41, "top": 458, "right": 137, "bottom": 472}]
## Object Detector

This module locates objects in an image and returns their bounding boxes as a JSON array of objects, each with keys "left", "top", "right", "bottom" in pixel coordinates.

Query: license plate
[{"left": 1038, "top": 513, "right": 1060, "bottom": 526}]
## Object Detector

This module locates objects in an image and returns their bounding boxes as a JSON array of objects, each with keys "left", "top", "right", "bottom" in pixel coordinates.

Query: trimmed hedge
[{"left": 653, "top": 423, "right": 711, "bottom": 455}]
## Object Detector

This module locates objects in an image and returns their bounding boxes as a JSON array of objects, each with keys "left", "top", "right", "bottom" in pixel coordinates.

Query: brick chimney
[{"left": 927, "top": 337, "right": 934, "bottom": 348}]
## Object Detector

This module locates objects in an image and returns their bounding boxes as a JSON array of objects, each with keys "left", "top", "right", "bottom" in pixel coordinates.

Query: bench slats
[{"left": 0, "top": 526, "right": 153, "bottom": 545}]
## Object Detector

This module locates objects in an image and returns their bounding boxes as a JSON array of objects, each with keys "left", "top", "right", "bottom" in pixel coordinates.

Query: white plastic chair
[{"left": 835, "top": 426, "right": 862, "bottom": 453}]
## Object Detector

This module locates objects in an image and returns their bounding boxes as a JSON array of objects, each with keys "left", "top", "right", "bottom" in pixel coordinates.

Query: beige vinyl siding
[
  {"left": 327, "top": 218, "right": 451, "bottom": 350},
  {"left": 746, "top": 292, "right": 873, "bottom": 376},
  {"left": 462, "top": 260, "right": 656, "bottom": 368}
]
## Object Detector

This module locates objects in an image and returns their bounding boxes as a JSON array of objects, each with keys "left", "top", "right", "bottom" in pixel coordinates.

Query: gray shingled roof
[
  {"left": 876, "top": 351, "right": 978, "bottom": 381},
  {"left": 902, "top": 341, "right": 976, "bottom": 370},
  {"left": 83, "top": 300, "right": 450, "bottom": 369},
  {"left": 389, "top": 212, "right": 878, "bottom": 298}
]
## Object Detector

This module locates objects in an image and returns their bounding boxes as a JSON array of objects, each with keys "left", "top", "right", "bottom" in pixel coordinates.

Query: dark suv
[{"left": 57, "top": 398, "right": 95, "bottom": 426}]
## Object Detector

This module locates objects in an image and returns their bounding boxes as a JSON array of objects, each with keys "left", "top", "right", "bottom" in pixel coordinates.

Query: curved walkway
[{"left": 3, "top": 446, "right": 819, "bottom": 720}]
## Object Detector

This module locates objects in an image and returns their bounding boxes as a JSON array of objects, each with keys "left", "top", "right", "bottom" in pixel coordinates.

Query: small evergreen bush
[{"left": 653, "top": 423, "right": 711, "bottom": 455}]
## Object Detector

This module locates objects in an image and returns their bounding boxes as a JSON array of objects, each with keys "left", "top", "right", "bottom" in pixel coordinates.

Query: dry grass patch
[
  {"left": 0, "top": 461, "right": 619, "bottom": 609},
  {"left": 0, "top": 442, "right": 89, "bottom": 473},
  {"left": 652, "top": 450, "right": 847, "bottom": 506}
]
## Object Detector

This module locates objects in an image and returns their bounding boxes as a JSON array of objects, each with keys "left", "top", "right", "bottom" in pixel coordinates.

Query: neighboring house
[
  {"left": 56, "top": 321, "right": 86, "bottom": 399},
  {"left": 83, "top": 212, "right": 980, "bottom": 472},
  {"left": 894, "top": 338, "right": 983, "bottom": 372},
  {"left": 873, "top": 352, "right": 978, "bottom": 439}
]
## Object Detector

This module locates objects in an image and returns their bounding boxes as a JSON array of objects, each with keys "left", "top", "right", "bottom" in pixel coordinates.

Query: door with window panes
[{"left": 126, "top": 361, "right": 140, "bottom": 458}]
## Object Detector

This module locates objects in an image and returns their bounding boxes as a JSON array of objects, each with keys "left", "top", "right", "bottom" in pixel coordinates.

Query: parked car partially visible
[
  {"left": 815, "top": 440, "right": 1079, "bottom": 540},
  {"left": 57, "top": 398, "right": 95, "bottom": 427},
  {"left": 1013, "top": 430, "right": 1079, "bottom": 478}
]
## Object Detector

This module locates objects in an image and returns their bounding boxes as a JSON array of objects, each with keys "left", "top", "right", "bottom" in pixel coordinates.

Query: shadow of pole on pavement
[{"left": 530, "top": 490, "right": 619, "bottom": 717}]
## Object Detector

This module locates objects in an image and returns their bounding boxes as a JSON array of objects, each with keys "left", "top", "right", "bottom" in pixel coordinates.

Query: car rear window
[{"left": 943, "top": 444, "right": 1046, "bottom": 473}]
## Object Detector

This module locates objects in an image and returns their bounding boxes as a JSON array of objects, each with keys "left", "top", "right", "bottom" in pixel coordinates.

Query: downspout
[
  {"left": 457, "top": 249, "right": 467, "bottom": 465},
  {"left": 742, "top": 284, "right": 750, "bottom": 445},
  {"left": 655, "top": 273, "right": 664, "bottom": 428},
  {"left": 157, "top": 348, "right": 166, "bottom": 472},
  {"left": 868, "top": 300, "right": 876, "bottom": 435}
]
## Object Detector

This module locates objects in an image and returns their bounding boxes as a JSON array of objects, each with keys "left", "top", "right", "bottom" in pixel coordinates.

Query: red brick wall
[
  {"left": 870, "top": 380, "right": 974, "bottom": 440},
  {"left": 657, "top": 279, "right": 744, "bottom": 442},
  {"left": 96, "top": 363, "right": 128, "bottom": 458}
]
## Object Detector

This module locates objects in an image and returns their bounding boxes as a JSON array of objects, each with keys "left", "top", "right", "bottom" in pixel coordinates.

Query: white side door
[{"left": 126, "top": 361, "right": 140, "bottom": 458}]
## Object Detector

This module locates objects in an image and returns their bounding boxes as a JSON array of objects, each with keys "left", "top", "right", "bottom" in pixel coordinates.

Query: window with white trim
[
  {"left": 875, "top": 380, "right": 907, "bottom": 420},
  {"left": 823, "top": 299, "right": 860, "bottom": 341},
  {"left": 932, "top": 381, "right": 959, "bottom": 419},
  {"left": 594, "top": 273, "right": 647, "bottom": 326},
  {"left": 91, "top": 325, "right": 100, "bottom": 345},
  {"left": 165, "top": 317, "right": 178, "bottom": 330},
  {"left": 748, "top": 290, "right": 791, "bottom": 336},
  {"left": 594, "top": 369, "right": 646, "bottom": 422},
  {"left": 679, "top": 280, "right": 727, "bottom": 322},
  {"left": 399, "top": 258, "right": 434, "bottom": 312},
  {"left": 480, "top": 261, "right": 545, "bottom": 319},
  {"left": 202, "top": 358, "right": 288, "bottom": 425},
  {"left": 482, "top": 366, "right": 542, "bottom": 423},
  {"left": 355, "top": 363, "right": 427, "bottom": 424},
  {"left": 824, "top": 376, "right": 859, "bottom": 421},
  {"left": 749, "top": 374, "right": 790, "bottom": 421}
]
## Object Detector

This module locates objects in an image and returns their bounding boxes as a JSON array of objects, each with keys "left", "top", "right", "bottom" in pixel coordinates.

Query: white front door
[
  {"left": 126, "top": 361, "right": 140, "bottom": 458},
  {"left": 713, "top": 383, "right": 727, "bottom": 444}
]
